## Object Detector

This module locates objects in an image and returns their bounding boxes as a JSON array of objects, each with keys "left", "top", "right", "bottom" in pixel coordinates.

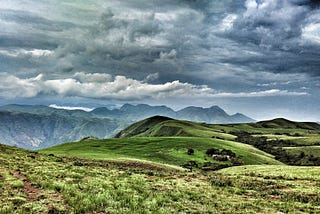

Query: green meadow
[
  {"left": 1, "top": 144, "right": 320, "bottom": 214},
  {"left": 41, "top": 137, "right": 282, "bottom": 166}
]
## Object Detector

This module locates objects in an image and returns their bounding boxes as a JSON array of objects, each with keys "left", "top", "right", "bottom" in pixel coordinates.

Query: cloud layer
[
  {"left": 0, "top": 72, "right": 306, "bottom": 100},
  {"left": 1, "top": 1, "right": 318, "bottom": 83},
  {"left": 0, "top": 0, "right": 319, "bottom": 120}
]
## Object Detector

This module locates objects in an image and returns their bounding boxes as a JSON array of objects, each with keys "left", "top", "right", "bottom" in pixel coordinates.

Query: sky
[{"left": 0, "top": 0, "right": 319, "bottom": 121}]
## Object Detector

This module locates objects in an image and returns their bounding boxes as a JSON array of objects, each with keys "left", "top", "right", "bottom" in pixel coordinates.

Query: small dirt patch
[
  {"left": 11, "top": 170, "right": 70, "bottom": 212},
  {"left": 12, "top": 170, "right": 41, "bottom": 201}
]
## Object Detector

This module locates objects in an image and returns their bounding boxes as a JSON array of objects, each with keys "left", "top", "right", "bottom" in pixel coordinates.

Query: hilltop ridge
[{"left": 255, "top": 118, "right": 320, "bottom": 130}]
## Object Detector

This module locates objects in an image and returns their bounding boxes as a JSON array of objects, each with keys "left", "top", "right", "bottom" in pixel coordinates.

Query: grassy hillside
[
  {"left": 254, "top": 118, "right": 320, "bottom": 130},
  {"left": 41, "top": 137, "right": 282, "bottom": 167},
  {"left": 1, "top": 144, "right": 320, "bottom": 213},
  {"left": 115, "top": 116, "right": 320, "bottom": 165},
  {"left": 3, "top": 117, "right": 320, "bottom": 213},
  {"left": 3, "top": 115, "right": 320, "bottom": 212},
  {"left": 283, "top": 146, "right": 320, "bottom": 156},
  {"left": 115, "top": 116, "right": 236, "bottom": 140},
  {"left": 116, "top": 117, "right": 320, "bottom": 142},
  {"left": 219, "top": 165, "right": 320, "bottom": 180}
]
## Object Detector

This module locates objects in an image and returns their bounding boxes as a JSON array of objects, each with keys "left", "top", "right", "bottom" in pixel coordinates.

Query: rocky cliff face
[{"left": 0, "top": 111, "right": 120, "bottom": 150}]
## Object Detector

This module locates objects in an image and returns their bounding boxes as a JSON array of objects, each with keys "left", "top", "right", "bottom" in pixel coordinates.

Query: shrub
[
  {"left": 181, "top": 161, "right": 199, "bottom": 171},
  {"left": 73, "top": 161, "right": 84, "bottom": 166},
  {"left": 187, "top": 148, "right": 194, "bottom": 155},
  {"left": 220, "top": 149, "right": 236, "bottom": 157},
  {"left": 206, "top": 148, "right": 219, "bottom": 156}
]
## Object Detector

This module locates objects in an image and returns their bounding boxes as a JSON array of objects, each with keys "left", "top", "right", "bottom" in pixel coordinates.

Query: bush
[
  {"left": 187, "top": 148, "right": 194, "bottom": 155},
  {"left": 206, "top": 148, "right": 219, "bottom": 156},
  {"left": 220, "top": 149, "right": 236, "bottom": 157},
  {"left": 181, "top": 161, "right": 199, "bottom": 171},
  {"left": 206, "top": 148, "right": 236, "bottom": 158},
  {"left": 73, "top": 161, "right": 84, "bottom": 166}
]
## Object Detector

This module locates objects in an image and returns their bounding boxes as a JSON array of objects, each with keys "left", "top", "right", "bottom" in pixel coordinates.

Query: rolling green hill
[
  {"left": 41, "top": 137, "right": 282, "bottom": 167},
  {"left": 116, "top": 116, "right": 320, "bottom": 139},
  {"left": 115, "top": 116, "right": 236, "bottom": 140},
  {"left": 114, "top": 116, "right": 320, "bottom": 166},
  {"left": 254, "top": 118, "right": 320, "bottom": 130}
]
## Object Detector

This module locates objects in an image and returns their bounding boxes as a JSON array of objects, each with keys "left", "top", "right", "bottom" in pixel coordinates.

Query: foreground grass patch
[{"left": 0, "top": 144, "right": 319, "bottom": 213}]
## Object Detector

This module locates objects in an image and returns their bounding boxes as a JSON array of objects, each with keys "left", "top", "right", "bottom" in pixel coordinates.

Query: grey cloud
[
  {"left": 0, "top": 9, "right": 75, "bottom": 32},
  {"left": 39, "top": 3, "right": 210, "bottom": 82},
  {"left": 0, "top": 73, "right": 214, "bottom": 100},
  {"left": 2, "top": 0, "right": 320, "bottom": 82},
  {"left": 0, "top": 0, "right": 319, "bottom": 121},
  {"left": 0, "top": 73, "right": 307, "bottom": 100},
  {"left": 144, "top": 73, "right": 159, "bottom": 82},
  {"left": 293, "top": 0, "right": 320, "bottom": 8},
  {"left": 217, "top": 0, "right": 320, "bottom": 76}
]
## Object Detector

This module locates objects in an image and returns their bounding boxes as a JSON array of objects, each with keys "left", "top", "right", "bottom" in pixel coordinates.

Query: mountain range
[
  {"left": 0, "top": 104, "right": 254, "bottom": 149},
  {"left": 91, "top": 104, "right": 254, "bottom": 123}
]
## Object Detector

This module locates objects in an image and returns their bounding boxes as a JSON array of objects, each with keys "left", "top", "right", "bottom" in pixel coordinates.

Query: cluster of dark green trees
[
  {"left": 182, "top": 147, "right": 241, "bottom": 171},
  {"left": 231, "top": 131, "right": 320, "bottom": 166}
]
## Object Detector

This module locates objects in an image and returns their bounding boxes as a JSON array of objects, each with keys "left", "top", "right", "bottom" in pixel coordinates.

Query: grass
[
  {"left": 1, "top": 144, "right": 320, "bottom": 213},
  {"left": 2, "top": 117, "right": 320, "bottom": 212},
  {"left": 116, "top": 117, "right": 320, "bottom": 163},
  {"left": 252, "top": 134, "right": 320, "bottom": 145},
  {"left": 283, "top": 146, "right": 320, "bottom": 156},
  {"left": 219, "top": 165, "right": 320, "bottom": 180},
  {"left": 218, "top": 165, "right": 320, "bottom": 211},
  {"left": 117, "top": 117, "right": 237, "bottom": 140},
  {"left": 41, "top": 137, "right": 282, "bottom": 166}
]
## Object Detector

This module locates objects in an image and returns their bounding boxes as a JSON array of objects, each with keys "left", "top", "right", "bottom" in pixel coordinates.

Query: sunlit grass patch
[{"left": 1, "top": 142, "right": 320, "bottom": 213}]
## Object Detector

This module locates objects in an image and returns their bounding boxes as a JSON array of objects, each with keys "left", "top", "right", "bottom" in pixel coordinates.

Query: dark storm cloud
[
  {"left": 0, "top": 9, "right": 75, "bottom": 32},
  {"left": 293, "top": 0, "right": 320, "bottom": 8},
  {"left": 0, "top": 0, "right": 318, "bottom": 100},
  {"left": 219, "top": 0, "right": 320, "bottom": 76},
  {"left": 36, "top": 1, "right": 211, "bottom": 82},
  {"left": 0, "top": 33, "right": 58, "bottom": 50},
  {"left": 1, "top": 0, "right": 319, "bottom": 121}
]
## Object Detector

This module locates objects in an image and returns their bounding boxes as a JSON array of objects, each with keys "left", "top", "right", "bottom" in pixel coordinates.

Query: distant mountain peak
[
  {"left": 209, "top": 105, "right": 223, "bottom": 110},
  {"left": 91, "top": 107, "right": 111, "bottom": 113},
  {"left": 136, "top": 104, "right": 151, "bottom": 107},
  {"left": 117, "top": 103, "right": 254, "bottom": 124},
  {"left": 207, "top": 106, "right": 227, "bottom": 113},
  {"left": 120, "top": 103, "right": 135, "bottom": 110}
]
